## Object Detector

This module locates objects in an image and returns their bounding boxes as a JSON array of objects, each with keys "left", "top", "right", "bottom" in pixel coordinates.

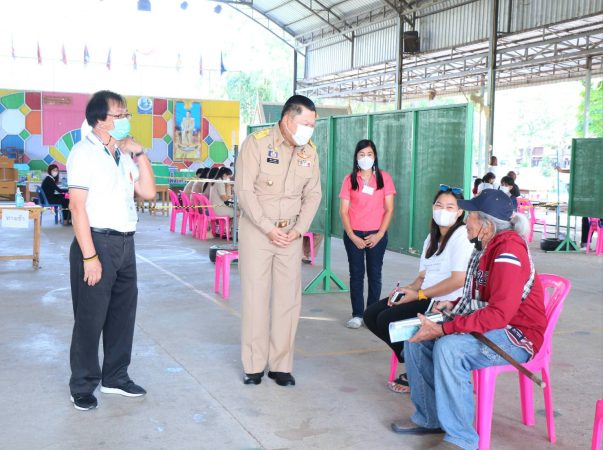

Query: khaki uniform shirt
[{"left": 235, "top": 123, "right": 322, "bottom": 236}]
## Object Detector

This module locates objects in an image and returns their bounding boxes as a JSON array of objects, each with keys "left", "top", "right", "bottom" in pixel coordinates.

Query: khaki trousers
[{"left": 239, "top": 215, "right": 302, "bottom": 373}]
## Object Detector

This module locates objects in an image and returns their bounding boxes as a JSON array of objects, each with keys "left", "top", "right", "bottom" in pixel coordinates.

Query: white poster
[{"left": 1, "top": 209, "right": 29, "bottom": 229}]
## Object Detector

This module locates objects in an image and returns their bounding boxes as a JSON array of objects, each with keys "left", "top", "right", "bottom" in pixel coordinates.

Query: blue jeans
[
  {"left": 343, "top": 230, "right": 388, "bottom": 318},
  {"left": 404, "top": 329, "right": 530, "bottom": 450}
]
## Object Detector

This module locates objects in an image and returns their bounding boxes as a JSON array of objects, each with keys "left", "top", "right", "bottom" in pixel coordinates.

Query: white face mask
[
  {"left": 500, "top": 186, "right": 511, "bottom": 195},
  {"left": 433, "top": 209, "right": 458, "bottom": 227},
  {"left": 290, "top": 123, "right": 314, "bottom": 146},
  {"left": 51, "top": 171, "right": 59, "bottom": 178},
  {"left": 357, "top": 156, "right": 374, "bottom": 171}
]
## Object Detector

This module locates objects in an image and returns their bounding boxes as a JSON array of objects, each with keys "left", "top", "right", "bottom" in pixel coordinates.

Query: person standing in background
[{"left": 339, "top": 139, "right": 396, "bottom": 329}]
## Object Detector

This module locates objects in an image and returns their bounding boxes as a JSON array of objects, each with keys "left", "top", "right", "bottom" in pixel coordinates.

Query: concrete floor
[{"left": 1, "top": 211, "right": 601, "bottom": 450}]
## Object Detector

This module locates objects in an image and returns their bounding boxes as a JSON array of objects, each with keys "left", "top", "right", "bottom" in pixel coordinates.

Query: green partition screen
[
  {"left": 569, "top": 138, "right": 603, "bottom": 217},
  {"left": 369, "top": 111, "right": 414, "bottom": 251},
  {"left": 410, "top": 107, "right": 471, "bottom": 252},
  {"left": 309, "top": 118, "right": 329, "bottom": 232}
]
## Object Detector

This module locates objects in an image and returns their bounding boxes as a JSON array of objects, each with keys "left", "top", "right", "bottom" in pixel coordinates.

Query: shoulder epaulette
[
  {"left": 308, "top": 139, "right": 317, "bottom": 150},
  {"left": 252, "top": 129, "right": 271, "bottom": 140}
]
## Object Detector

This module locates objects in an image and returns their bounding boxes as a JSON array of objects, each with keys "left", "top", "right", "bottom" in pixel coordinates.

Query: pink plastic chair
[
  {"left": 214, "top": 250, "right": 239, "bottom": 299},
  {"left": 592, "top": 399, "right": 603, "bottom": 450},
  {"left": 388, "top": 351, "right": 398, "bottom": 382},
  {"left": 586, "top": 218, "right": 603, "bottom": 256},
  {"left": 304, "top": 232, "right": 315, "bottom": 265},
  {"left": 517, "top": 198, "right": 547, "bottom": 243},
  {"left": 168, "top": 189, "right": 186, "bottom": 233},
  {"left": 199, "top": 195, "right": 231, "bottom": 240},
  {"left": 473, "top": 274, "right": 571, "bottom": 450},
  {"left": 190, "top": 193, "right": 208, "bottom": 240},
  {"left": 179, "top": 192, "right": 194, "bottom": 235}
]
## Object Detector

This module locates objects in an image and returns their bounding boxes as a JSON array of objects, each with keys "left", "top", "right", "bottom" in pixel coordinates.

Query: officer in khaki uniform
[{"left": 235, "top": 96, "right": 321, "bottom": 386}]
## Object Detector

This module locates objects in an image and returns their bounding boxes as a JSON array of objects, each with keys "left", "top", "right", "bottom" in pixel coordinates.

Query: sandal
[{"left": 387, "top": 373, "right": 410, "bottom": 394}]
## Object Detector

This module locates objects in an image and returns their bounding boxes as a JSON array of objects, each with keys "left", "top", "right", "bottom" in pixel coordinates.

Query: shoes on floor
[
  {"left": 390, "top": 419, "right": 444, "bottom": 435},
  {"left": 243, "top": 372, "right": 264, "bottom": 385},
  {"left": 70, "top": 393, "right": 98, "bottom": 411},
  {"left": 346, "top": 317, "right": 363, "bottom": 329},
  {"left": 100, "top": 380, "right": 146, "bottom": 397},
  {"left": 268, "top": 371, "right": 295, "bottom": 386}
]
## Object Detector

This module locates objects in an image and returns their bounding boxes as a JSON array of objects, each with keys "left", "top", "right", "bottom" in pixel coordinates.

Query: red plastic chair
[
  {"left": 592, "top": 399, "right": 603, "bottom": 450},
  {"left": 168, "top": 189, "right": 186, "bottom": 233},
  {"left": 191, "top": 193, "right": 209, "bottom": 240},
  {"left": 179, "top": 192, "right": 195, "bottom": 235},
  {"left": 517, "top": 198, "right": 547, "bottom": 243},
  {"left": 473, "top": 274, "right": 571, "bottom": 450},
  {"left": 214, "top": 250, "right": 239, "bottom": 299},
  {"left": 198, "top": 195, "right": 231, "bottom": 240},
  {"left": 586, "top": 218, "right": 603, "bottom": 256}
]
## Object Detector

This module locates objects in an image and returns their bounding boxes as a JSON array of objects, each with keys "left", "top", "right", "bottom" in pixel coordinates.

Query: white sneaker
[{"left": 346, "top": 317, "right": 363, "bottom": 329}]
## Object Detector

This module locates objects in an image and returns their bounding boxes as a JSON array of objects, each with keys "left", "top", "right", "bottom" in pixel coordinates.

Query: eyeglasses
[
  {"left": 439, "top": 184, "right": 463, "bottom": 195},
  {"left": 107, "top": 113, "right": 132, "bottom": 119}
]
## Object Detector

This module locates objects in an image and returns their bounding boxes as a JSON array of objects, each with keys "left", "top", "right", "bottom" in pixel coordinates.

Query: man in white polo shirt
[{"left": 66, "top": 90, "right": 156, "bottom": 411}]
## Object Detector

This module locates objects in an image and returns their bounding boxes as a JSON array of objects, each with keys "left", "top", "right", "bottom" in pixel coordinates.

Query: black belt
[{"left": 91, "top": 227, "right": 135, "bottom": 236}]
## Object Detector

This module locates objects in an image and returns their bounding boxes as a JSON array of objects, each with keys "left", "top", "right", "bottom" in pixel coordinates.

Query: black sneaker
[
  {"left": 70, "top": 393, "right": 98, "bottom": 411},
  {"left": 100, "top": 380, "right": 146, "bottom": 397},
  {"left": 243, "top": 372, "right": 264, "bottom": 385}
]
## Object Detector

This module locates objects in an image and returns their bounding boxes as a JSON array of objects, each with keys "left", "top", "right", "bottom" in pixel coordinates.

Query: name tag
[
  {"left": 298, "top": 160, "right": 311, "bottom": 167},
  {"left": 267, "top": 158, "right": 279, "bottom": 164},
  {"left": 362, "top": 185, "right": 374, "bottom": 195}
]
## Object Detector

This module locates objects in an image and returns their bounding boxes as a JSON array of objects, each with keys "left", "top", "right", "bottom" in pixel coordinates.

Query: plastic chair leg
[
  {"left": 170, "top": 211, "right": 176, "bottom": 232},
  {"left": 225, "top": 218, "right": 231, "bottom": 240},
  {"left": 542, "top": 367, "right": 557, "bottom": 443},
  {"left": 389, "top": 352, "right": 398, "bottom": 383},
  {"left": 592, "top": 399, "right": 603, "bottom": 450},
  {"left": 476, "top": 370, "right": 497, "bottom": 450},
  {"left": 308, "top": 233, "right": 315, "bottom": 264},
  {"left": 222, "top": 258, "right": 231, "bottom": 299},
  {"left": 587, "top": 228, "right": 594, "bottom": 254},
  {"left": 180, "top": 213, "right": 188, "bottom": 235},
  {"left": 214, "top": 255, "right": 222, "bottom": 293},
  {"left": 519, "top": 373, "right": 535, "bottom": 426}
]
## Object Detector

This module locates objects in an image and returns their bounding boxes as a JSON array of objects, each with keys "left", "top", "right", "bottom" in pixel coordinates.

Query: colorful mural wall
[{"left": 0, "top": 89, "right": 239, "bottom": 171}]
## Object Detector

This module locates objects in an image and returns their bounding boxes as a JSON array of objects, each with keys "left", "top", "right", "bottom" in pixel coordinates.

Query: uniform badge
[
  {"left": 298, "top": 160, "right": 311, "bottom": 167},
  {"left": 268, "top": 149, "right": 279, "bottom": 159},
  {"left": 267, "top": 158, "right": 279, "bottom": 164},
  {"left": 296, "top": 148, "right": 311, "bottom": 160}
]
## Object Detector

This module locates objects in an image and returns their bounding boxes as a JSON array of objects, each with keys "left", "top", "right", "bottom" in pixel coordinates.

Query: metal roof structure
[{"left": 228, "top": 0, "right": 603, "bottom": 102}]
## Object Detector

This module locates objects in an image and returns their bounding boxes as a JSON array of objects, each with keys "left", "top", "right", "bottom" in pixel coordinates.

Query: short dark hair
[
  {"left": 86, "top": 90, "right": 127, "bottom": 127},
  {"left": 280, "top": 95, "right": 316, "bottom": 120},
  {"left": 483, "top": 172, "right": 496, "bottom": 184},
  {"left": 500, "top": 175, "right": 514, "bottom": 186},
  {"left": 216, "top": 167, "right": 233, "bottom": 178}
]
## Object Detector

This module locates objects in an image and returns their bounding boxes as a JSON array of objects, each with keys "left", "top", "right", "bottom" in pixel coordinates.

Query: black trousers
[
  {"left": 69, "top": 232, "right": 138, "bottom": 395},
  {"left": 363, "top": 297, "right": 430, "bottom": 363},
  {"left": 48, "top": 193, "right": 70, "bottom": 222}
]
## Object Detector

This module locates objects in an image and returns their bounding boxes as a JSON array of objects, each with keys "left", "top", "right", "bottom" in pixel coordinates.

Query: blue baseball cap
[{"left": 458, "top": 189, "right": 513, "bottom": 221}]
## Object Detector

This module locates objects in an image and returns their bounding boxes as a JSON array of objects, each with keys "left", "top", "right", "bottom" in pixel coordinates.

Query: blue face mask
[{"left": 109, "top": 117, "right": 131, "bottom": 140}]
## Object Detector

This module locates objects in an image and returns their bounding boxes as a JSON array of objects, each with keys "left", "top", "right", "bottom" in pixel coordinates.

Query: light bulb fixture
[
  {"left": 181, "top": 1, "right": 188, "bottom": 9},
  {"left": 137, "top": 0, "right": 151, "bottom": 12}
]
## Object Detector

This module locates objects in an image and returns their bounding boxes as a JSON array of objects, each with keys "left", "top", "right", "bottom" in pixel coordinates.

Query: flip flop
[{"left": 387, "top": 373, "right": 410, "bottom": 394}]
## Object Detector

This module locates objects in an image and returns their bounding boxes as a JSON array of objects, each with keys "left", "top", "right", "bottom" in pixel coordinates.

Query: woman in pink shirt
[{"left": 339, "top": 140, "right": 396, "bottom": 329}]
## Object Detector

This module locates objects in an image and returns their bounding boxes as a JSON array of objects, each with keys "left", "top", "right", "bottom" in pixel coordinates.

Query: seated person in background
[
  {"left": 499, "top": 175, "right": 518, "bottom": 211},
  {"left": 202, "top": 167, "right": 220, "bottom": 197},
  {"left": 390, "top": 189, "right": 546, "bottom": 450},
  {"left": 41, "top": 164, "right": 70, "bottom": 224},
  {"left": 477, "top": 172, "right": 495, "bottom": 194},
  {"left": 209, "top": 167, "right": 234, "bottom": 218},
  {"left": 507, "top": 171, "right": 521, "bottom": 197},
  {"left": 363, "top": 185, "right": 473, "bottom": 393},
  {"left": 191, "top": 180, "right": 205, "bottom": 195},
  {"left": 196, "top": 167, "right": 210, "bottom": 179},
  {"left": 183, "top": 180, "right": 195, "bottom": 196},
  {"left": 472, "top": 178, "right": 482, "bottom": 197}
]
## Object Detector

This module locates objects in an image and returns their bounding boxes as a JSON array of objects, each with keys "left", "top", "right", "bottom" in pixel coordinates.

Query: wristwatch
[
  {"left": 418, "top": 289, "right": 429, "bottom": 301},
  {"left": 134, "top": 148, "right": 147, "bottom": 157}
]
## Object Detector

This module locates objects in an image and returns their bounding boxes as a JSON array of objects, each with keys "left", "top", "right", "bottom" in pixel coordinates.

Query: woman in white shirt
[
  {"left": 363, "top": 185, "right": 474, "bottom": 393},
  {"left": 477, "top": 172, "right": 496, "bottom": 194}
]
